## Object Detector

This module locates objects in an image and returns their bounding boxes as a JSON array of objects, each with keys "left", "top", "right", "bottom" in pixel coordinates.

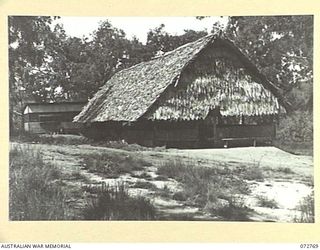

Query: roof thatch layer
[{"left": 74, "top": 34, "right": 287, "bottom": 123}]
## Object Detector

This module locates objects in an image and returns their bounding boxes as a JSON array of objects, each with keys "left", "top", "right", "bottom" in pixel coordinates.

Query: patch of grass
[
  {"left": 41, "top": 134, "right": 92, "bottom": 145},
  {"left": 155, "top": 184, "right": 172, "bottom": 199},
  {"left": 92, "top": 140, "right": 166, "bottom": 152},
  {"left": 11, "top": 131, "right": 167, "bottom": 152},
  {"left": 153, "top": 175, "right": 169, "bottom": 181},
  {"left": 9, "top": 145, "right": 71, "bottom": 220},
  {"left": 236, "top": 166, "right": 264, "bottom": 181},
  {"left": 131, "top": 181, "right": 157, "bottom": 190},
  {"left": 131, "top": 172, "right": 153, "bottom": 180},
  {"left": 11, "top": 132, "right": 93, "bottom": 145},
  {"left": 294, "top": 191, "right": 314, "bottom": 223},
  {"left": 256, "top": 195, "right": 279, "bottom": 209},
  {"left": 205, "top": 196, "right": 253, "bottom": 221},
  {"left": 70, "top": 170, "right": 83, "bottom": 179},
  {"left": 157, "top": 159, "right": 251, "bottom": 221},
  {"left": 10, "top": 131, "right": 42, "bottom": 143},
  {"left": 83, "top": 183, "right": 156, "bottom": 220},
  {"left": 172, "top": 191, "right": 188, "bottom": 201},
  {"left": 277, "top": 167, "right": 295, "bottom": 174},
  {"left": 65, "top": 170, "right": 90, "bottom": 183},
  {"left": 81, "top": 151, "right": 151, "bottom": 178}
]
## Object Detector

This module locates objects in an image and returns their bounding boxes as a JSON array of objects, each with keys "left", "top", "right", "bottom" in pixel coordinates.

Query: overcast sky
[{"left": 55, "top": 16, "right": 228, "bottom": 44}]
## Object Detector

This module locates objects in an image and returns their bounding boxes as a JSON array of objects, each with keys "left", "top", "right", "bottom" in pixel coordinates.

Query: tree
[
  {"left": 8, "top": 16, "right": 56, "bottom": 132},
  {"left": 46, "top": 32, "right": 95, "bottom": 101},
  {"left": 49, "top": 20, "right": 152, "bottom": 100},
  {"left": 146, "top": 24, "right": 208, "bottom": 56}
]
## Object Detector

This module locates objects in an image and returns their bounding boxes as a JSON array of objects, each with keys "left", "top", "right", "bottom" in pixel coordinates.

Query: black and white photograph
[{"left": 8, "top": 15, "right": 314, "bottom": 222}]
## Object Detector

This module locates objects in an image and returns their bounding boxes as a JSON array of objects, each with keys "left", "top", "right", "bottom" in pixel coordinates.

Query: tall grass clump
[
  {"left": 256, "top": 195, "right": 279, "bottom": 209},
  {"left": 157, "top": 160, "right": 252, "bottom": 221},
  {"left": 295, "top": 191, "right": 314, "bottom": 223},
  {"left": 83, "top": 183, "right": 156, "bottom": 220},
  {"left": 81, "top": 152, "right": 151, "bottom": 178},
  {"left": 9, "top": 145, "right": 69, "bottom": 220}
]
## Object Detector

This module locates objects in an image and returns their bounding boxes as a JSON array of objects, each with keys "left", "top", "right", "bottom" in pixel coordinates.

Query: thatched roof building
[
  {"left": 75, "top": 34, "right": 286, "bottom": 123},
  {"left": 75, "top": 34, "right": 287, "bottom": 148}
]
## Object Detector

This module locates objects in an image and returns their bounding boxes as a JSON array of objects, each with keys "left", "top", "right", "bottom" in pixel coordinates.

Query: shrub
[
  {"left": 277, "top": 111, "right": 313, "bottom": 143},
  {"left": 83, "top": 183, "right": 156, "bottom": 220}
]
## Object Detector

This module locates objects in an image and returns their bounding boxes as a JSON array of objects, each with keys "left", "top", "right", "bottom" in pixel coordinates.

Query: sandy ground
[
  {"left": 163, "top": 146, "right": 313, "bottom": 176},
  {"left": 11, "top": 142, "right": 313, "bottom": 222},
  {"left": 149, "top": 146, "right": 314, "bottom": 222}
]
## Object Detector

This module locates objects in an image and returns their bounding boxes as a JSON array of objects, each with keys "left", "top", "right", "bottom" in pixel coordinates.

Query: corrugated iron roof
[{"left": 24, "top": 102, "right": 86, "bottom": 114}]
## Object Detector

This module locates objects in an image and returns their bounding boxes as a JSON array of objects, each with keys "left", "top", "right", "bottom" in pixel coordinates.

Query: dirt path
[{"left": 11, "top": 142, "right": 313, "bottom": 222}]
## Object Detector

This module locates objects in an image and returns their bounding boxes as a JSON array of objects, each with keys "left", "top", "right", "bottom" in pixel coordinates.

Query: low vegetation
[
  {"left": 131, "top": 181, "right": 157, "bottom": 190},
  {"left": 131, "top": 172, "right": 153, "bottom": 180},
  {"left": 256, "top": 195, "right": 279, "bottom": 209},
  {"left": 10, "top": 145, "right": 157, "bottom": 220},
  {"left": 11, "top": 132, "right": 92, "bottom": 145},
  {"left": 157, "top": 160, "right": 253, "bottom": 221},
  {"left": 276, "top": 167, "right": 295, "bottom": 174},
  {"left": 81, "top": 151, "right": 151, "bottom": 178},
  {"left": 275, "top": 111, "right": 313, "bottom": 156},
  {"left": 11, "top": 131, "right": 165, "bottom": 152},
  {"left": 234, "top": 165, "right": 264, "bottom": 182},
  {"left": 295, "top": 191, "right": 314, "bottom": 223},
  {"left": 9, "top": 145, "right": 71, "bottom": 220},
  {"left": 9, "top": 139, "right": 313, "bottom": 222},
  {"left": 92, "top": 140, "right": 166, "bottom": 152},
  {"left": 83, "top": 183, "right": 156, "bottom": 220}
]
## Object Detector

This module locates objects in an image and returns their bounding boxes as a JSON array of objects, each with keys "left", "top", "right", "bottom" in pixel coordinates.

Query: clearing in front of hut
[{"left": 9, "top": 137, "right": 314, "bottom": 222}]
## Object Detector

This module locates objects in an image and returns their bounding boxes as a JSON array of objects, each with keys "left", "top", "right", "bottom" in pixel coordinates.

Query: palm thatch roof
[{"left": 74, "top": 34, "right": 288, "bottom": 123}]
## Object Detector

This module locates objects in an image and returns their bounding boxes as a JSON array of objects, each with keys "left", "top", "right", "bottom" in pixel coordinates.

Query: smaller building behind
[{"left": 23, "top": 102, "right": 86, "bottom": 134}]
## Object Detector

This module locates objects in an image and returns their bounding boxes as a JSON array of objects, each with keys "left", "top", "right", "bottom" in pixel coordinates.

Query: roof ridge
[
  {"left": 137, "top": 34, "right": 217, "bottom": 119},
  {"left": 98, "top": 33, "right": 216, "bottom": 91},
  {"left": 152, "top": 33, "right": 216, "bottom": 59}
]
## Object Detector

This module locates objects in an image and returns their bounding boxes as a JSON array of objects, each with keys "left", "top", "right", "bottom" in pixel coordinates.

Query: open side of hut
[
  {"left": 24, "top": 102, "right": 86, "bottom": 134},
  {"left": 74, "top": 34, "right": 289, "bottom": 148}
]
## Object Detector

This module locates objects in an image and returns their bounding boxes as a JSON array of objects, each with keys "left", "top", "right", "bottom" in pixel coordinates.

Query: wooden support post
[
  {"left": 253, "top": 139, "right": 256, "bottom": 147},
  {"left": 213, "top": 120, "right": 217, "bottom": 146}
]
